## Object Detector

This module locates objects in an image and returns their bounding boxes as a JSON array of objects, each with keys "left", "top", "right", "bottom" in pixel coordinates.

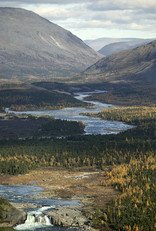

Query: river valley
[
  {"left": 6, "top": 90, "right": 133, "bottom": 135},
  {"left": 1, "top": 90, "right": 134, "bottom": 231}
]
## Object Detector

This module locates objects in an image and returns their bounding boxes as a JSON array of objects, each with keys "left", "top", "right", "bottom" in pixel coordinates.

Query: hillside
[
  {"left": 84, "top": 40, "right": 156, "bottom": 84},
  {"left": 0, "top": 7, "right": 102, "bottom": 80},
  {"left": 84, "top": 37, "right": 139, "bottom": 51},
  {"left": 98, "top": 39, "right": 154, "bottom": 56}
]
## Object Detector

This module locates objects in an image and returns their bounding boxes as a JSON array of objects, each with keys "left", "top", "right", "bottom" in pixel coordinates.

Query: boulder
[
  {"left": 0, "top": 198, "right": 27, "bottom": 227},
  {"left": 44, "top": 205, "right": 97, "bottom": 230}
]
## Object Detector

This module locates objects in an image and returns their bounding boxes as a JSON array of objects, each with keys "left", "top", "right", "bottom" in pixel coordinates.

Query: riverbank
[{"left": 0, "top": 168, "right": 118, "bottom": 230}]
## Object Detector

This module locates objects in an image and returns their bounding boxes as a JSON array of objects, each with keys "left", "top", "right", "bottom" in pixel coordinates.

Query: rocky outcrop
[
  {"left": 44, "top": 205, "right": 97, "bottom": 231},
  {"left": 0, "top": 198, "right": 27, "bottom": 227}
]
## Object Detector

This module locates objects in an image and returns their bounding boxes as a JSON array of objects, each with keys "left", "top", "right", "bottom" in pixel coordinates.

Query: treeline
[{"left": 93, "top": 156, "right": 156, "bottom": 231}]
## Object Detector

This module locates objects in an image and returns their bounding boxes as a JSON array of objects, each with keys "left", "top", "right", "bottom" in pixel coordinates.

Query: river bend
[{"left": 6, "top": 90, "right": 133, "bottom": 135}]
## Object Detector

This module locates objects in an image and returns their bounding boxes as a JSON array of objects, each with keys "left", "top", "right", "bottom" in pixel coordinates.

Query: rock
[
  {"left": 10, "top": 202, "right": 41, "bottom": 210},
  {"left": 44, "top": 205, "right": 97, "bottom": 230},
  {"left": 0, "top": 198, "right": 27, "bottom": 227}
]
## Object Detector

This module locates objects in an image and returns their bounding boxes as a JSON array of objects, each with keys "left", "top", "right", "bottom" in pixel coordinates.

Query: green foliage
[
  {"left": 85, "top": 84, "right": 156, "bottom": 107},
  {"left": 0, "top": 107, "right": 155, "bottom": 175},
  {"left": 0, "top": 228, "right": 15, "bottom": 231},
  {"left": 0, "top": 198, "right": 14, "bottom": 219},
  {"left": 0, "top": 106, "right": 155, "bottom": 230},
  {"left": 0, "top": 88, "right": 86, "bottom": 112},
  {"left": 0, "top": 115, "right": 85, "bottom": 139},
  {"left": 41, "top": 119, "right": 85, "bottom": 137}
]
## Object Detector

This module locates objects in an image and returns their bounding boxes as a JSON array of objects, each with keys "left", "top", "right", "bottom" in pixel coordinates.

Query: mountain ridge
[
  {"left": 98, "top": 39, "right": 155, "bottom": 56},
  {"left": 84, "top": 40, "right": 156, "bottom": 84},
  {"left": 0, "top": 7, "right": 102, "bottom": 80},
  {"left": 84, "top": 37, "right": 142, "bottom": 51}
]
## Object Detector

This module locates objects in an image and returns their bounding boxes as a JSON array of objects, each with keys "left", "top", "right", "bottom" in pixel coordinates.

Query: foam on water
[{"left": 14, "top": 206, "right": 54, "bottom": 230}]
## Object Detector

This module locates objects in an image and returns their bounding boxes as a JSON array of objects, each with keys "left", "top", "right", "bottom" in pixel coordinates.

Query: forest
[
  {"left": 0, "top": 83, "right": 155, "bottom": 231},
  {"left": 93, "top": 155, "right": 156, "bottom": 231},
  {"left": 0, "top": 114, "right": 85, "bottom": 139},
  {"left": 0, "top": 86, "right": 87, "bottom": 112},
  {"left": 0, "top": 107, "right": 155, "bottom": 174},
  {"left": 84, "top": 84, "right": 156, "bottom": 107}
]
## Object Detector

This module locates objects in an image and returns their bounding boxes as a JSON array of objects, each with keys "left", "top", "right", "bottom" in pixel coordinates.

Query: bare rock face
[
  {"left": 44, "top": 205, "right": 97, "bottom": 230},
  {"left": 0, "top": 7, "right": 102, "bottom": 79},
  {"left": 0, "top": 198, "right": 27, "bottom": 227}
]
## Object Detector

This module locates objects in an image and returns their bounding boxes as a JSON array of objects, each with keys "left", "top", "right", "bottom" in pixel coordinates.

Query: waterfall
[{"left": 14, "top": 206, "right": 54, "bottom": 230}]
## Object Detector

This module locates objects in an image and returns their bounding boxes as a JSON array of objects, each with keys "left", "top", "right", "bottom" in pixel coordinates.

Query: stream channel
[
  {"left": 6, "top": 90, "right": 133, "bottom": 135},
  {"left": 0, "top": 184, "right": 79, "bottom": 231},
  {"left": 2, "top": 90, "right": 134, "bottom": 230}
]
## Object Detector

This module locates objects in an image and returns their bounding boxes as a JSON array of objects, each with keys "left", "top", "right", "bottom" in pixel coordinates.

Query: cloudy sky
[{"left": 0, "top": 0, "right": 156, "bottom": 40}]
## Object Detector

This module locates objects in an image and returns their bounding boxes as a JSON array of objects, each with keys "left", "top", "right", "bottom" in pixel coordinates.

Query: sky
[{"left": 0, "top": 0, "right": 156, "bottom": 40}]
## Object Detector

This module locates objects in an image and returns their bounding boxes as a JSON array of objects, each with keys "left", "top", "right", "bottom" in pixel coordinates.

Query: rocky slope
[
  {"left": 44, "top": 205, "right": 97, "bottom": 230},
  {"left": 0, "top": 7, "right": 102, "bottom": 80},
  {"left": 0, "top": 198, "right": 26, "bottom": 227},
  {"left": 84, "top": 40, "right": 156, "bottom": 84},
  {"left": 98, "top": 39, "right": 154, "bottom": 56}
]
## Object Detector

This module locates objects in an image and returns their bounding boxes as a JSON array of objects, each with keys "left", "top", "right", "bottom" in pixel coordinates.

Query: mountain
[
  {"left": 98, "top": 39, "right": 155, "bottom": 56},
  {"left": 84, "top": 40, "right": 156, "bottom": 84},
  {"left": 0, "top": 7, "right": 102, "bottom": 80},
  {"left": 84, "top": 37, "right": 139, "bottom": 51}
]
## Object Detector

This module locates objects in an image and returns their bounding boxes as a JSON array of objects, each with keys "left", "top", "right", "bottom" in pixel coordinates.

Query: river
[
  {"left": 0, "top": 184, "right": 79, "bottom": 231},
  {"left": 6, "top": 90, "right": 133, "bottom": 135},
  {"left": 2, "top": 91, "right": 134, "bottom": 230}
]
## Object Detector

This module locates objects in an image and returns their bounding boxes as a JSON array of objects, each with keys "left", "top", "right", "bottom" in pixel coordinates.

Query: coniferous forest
[
  {"left": 0, "top": 85, "right": 155, "bottom": 231},
  {"left": 0, "top": 6, "right": 156, "bottom": 231}
]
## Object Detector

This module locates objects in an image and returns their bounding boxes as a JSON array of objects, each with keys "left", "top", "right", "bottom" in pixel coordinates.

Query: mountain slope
[
  {"left": 84, "top": 40, "right": 156, "bottom": 84},
  {"left": 84, "top": 37, "right": 139, "bottom": 51},
  {"left": 98, "top": 39, "right": 154, "bottom": 56},
  {"left": 0, "top": 7, "right": 102, "bottom": 80}
]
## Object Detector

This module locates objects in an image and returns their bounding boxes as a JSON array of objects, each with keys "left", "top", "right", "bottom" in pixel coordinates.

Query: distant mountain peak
[
  {"left": 84, "top": 40, "right": 156, "bottom": 84},
  {"left": 98, "top": 39, "right": 155, "bottom": 56}
]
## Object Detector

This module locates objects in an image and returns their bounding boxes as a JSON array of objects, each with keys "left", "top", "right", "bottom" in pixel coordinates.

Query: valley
[
  {"left": 0, "top": 87, "right": 155, "bottom": 230},
  {"left": 0, "top": 68, "right": 155, "bottom": 231},
  {"left": 0, "top": 6, "right": 155, "bottom": 231}
]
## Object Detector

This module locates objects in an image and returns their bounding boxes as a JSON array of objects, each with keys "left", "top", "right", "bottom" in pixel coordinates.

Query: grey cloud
[
  {"left": 87, "top": 0, "right": 156, "bottom": 11},
  {"left": 33, "top": 4, "right": 88, "bottom": 22},
  {"left": 0, "top": 0, "right": 89, "bottom": 5},
  {"left": 0, "top": 0, "right": 155, "bottom": 37}
]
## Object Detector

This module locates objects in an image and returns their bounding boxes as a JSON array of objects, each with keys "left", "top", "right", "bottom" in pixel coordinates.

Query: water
[
  {"left": 1, "top": 91, "right": 134, "bottom": 230},
  {"left": 0, "top": 185, "right": 79, "bottom": 231},
  {"left": 15, "top": 207, "right": 53, "bottom": 231},
  {"left": 6, "top": 90, "right": 133, "bottom": 135}
]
